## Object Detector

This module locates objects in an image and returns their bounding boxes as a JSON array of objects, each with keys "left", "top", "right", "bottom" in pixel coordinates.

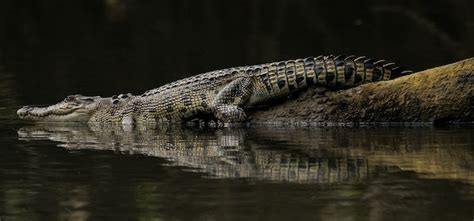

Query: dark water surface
[{"left": 1, "top": 119, "right": 473, "bottom": 220}]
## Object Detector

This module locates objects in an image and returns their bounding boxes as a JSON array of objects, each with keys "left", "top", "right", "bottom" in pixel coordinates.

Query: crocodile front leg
[{"left": 211, "top": 77, "right": 253, "bottom": 123}]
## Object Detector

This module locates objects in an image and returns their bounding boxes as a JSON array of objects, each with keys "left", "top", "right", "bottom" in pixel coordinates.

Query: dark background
[{"left": 0, "top": 0, "right": 473, "bottom": 105}]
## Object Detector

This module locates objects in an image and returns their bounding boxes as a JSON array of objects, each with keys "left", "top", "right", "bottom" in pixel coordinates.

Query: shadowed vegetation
[{"left": 0, "top": 0, "right": 472, "bottom": 105}]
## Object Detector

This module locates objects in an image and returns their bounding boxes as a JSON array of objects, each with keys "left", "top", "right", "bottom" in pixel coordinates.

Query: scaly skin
[{"left": 17, "top": 55, "right": 411, "bottom": 124}]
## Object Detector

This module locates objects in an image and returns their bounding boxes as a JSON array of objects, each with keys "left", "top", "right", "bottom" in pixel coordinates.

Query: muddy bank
[{"left": 250, "top": 58, "right": 474, "bottom": 126}]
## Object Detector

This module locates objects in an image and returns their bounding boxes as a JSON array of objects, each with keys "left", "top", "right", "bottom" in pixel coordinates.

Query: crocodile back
[{"left": 137, "top": 55, "right": 411, "bottom": 119}]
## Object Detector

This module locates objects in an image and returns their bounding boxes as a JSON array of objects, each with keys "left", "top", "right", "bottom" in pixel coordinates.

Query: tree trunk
[{"left": 250, "top": 58, "right": 474, "bottom": 125}]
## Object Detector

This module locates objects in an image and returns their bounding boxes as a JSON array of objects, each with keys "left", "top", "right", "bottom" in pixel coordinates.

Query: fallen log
[{"left": 250, "top": 58, "right": 474, "bottom": 125}]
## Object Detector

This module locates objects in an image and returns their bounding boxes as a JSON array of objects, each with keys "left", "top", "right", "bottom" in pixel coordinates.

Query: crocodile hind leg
[{"left": 211, "top": 77, "right": 253, "bottom": 123}]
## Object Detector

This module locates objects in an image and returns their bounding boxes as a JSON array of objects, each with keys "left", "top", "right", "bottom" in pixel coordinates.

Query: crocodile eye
[{"left": 64, "top": 95, "right": 76, "bottom": 102}]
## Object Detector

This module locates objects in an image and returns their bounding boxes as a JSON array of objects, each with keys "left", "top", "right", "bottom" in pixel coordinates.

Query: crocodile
[{"left": 17, "top": 55, "right": 411, "bottom": 124}]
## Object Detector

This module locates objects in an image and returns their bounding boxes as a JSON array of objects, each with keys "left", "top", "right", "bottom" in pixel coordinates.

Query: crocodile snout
[{"left": 17, "top": 106, "right": 32, "bottom": 118}]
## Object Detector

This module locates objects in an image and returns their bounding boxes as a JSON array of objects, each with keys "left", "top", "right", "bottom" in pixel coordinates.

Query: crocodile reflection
[{"left": 17, "top": 124, "right": 474, "bottom": 184}]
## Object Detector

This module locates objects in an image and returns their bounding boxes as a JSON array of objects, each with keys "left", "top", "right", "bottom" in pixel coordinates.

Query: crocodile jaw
[
  {"left": 17, "top": 105, "right": 92, "bottom": 122},
  {"left": 17, "top": 95, "right": 104, "bottom": 122}
]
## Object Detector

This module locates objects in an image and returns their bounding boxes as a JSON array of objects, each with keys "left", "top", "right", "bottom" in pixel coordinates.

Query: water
[{"left": 1, "top": 120, "right": 473, "bottom": 220}]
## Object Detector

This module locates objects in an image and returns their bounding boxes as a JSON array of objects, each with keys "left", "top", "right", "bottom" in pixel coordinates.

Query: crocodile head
[{"left": 17, "top": 95, "right": 105, "bottom": 122}]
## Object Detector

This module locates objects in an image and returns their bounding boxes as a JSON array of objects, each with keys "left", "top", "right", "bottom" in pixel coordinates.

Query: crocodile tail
[
  {"left": 263, "top": 55, "right": 412, "bottom": 96},
  {"left": 303, "top": 55, "right": 412, "bottom": 88}
]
